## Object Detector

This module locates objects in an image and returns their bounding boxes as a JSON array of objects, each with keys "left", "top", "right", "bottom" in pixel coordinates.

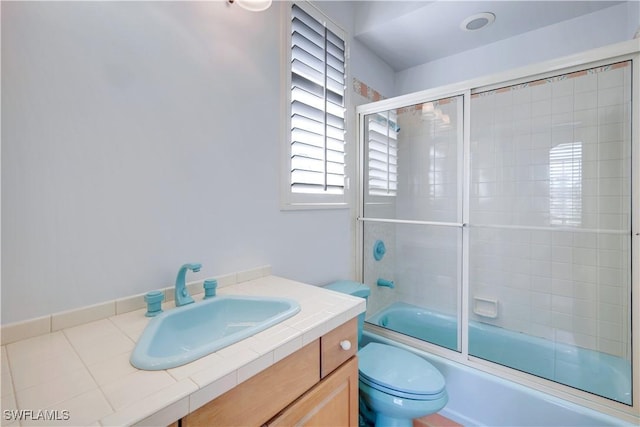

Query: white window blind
[
  {"left": 290, "top": 3, "right": 346, "bottom": 196},
  {"left": 367, "top": 111, "right": 398, "bottom": 196},
  {"left": 549, "top": 142, "right": 582, "bottom": 226}
]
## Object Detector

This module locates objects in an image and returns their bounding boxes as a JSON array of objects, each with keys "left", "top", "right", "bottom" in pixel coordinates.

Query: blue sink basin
[{"left": 130, "top": 295, "right": 300, "bottom": 370}]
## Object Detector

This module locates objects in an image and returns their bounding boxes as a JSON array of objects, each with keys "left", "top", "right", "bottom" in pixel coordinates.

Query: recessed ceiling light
[{"left": 461, "top": 12, "right": 495, "bottom": 31}]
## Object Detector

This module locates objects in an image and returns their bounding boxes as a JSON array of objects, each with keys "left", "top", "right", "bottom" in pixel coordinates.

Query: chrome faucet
[{"left": 175, "top": 263, "right": 201, "bottom": 307}]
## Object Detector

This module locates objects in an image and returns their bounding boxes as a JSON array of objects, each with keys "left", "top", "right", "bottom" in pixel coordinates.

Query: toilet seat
[
  {"left": 358, "top": 343, "right": 446, "bottom": 400},
  {"left": 359, "top": 375, "right": 447, "bottom": 400}
]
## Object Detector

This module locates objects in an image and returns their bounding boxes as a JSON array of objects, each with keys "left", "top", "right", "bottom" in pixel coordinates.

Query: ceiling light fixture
[
  {"left": 460, "top": 12, "right": 495, "bottom": 31},
  {"left": 228, "top": 0, "right": 272, "bottom": 12}
]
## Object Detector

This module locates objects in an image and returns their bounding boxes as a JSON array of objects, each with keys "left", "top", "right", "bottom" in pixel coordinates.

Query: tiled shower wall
[
  {"left": 393, "top": 99, "right": 462, "bottom": 316},
  {"left": 469, "top": 62, "right": 632, "bottom": 358},
  {"left": 356, "top": 78, "right": 399, "bottom": 316},
  {"left": 362, "top": 62, "right": 632, "bottom": 359},
  {"left": 364, "top": 97, "right": 462, "bottom": 318}
]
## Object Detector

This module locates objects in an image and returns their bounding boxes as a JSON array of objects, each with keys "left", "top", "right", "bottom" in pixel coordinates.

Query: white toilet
[{"left": 325, "top": 281, "right": 448, "bottom": 427}]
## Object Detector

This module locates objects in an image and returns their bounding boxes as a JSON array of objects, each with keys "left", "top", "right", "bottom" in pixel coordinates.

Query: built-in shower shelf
[{"left": 473, "top": 297, "right": 498, "bottom": 319}]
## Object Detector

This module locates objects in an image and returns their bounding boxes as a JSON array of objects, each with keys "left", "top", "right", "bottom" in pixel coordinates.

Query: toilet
[{"left": 325, "top": 281, "right": 448, "bottom": 427}]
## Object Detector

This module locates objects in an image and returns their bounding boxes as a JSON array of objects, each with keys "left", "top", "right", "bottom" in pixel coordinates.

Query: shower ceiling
[{"left": 353, "top": 1, "right": 625, "bottom": 71}]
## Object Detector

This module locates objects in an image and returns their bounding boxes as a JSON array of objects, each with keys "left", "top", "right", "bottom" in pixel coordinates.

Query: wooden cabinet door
[
  {"left": 184, "top": 340, "right": 320, "bottom": 427},
  {"left": 268, "top": 356, "right": 359, "bottom": 427}
]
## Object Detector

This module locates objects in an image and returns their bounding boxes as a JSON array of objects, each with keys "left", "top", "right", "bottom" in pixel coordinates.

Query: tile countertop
[{"left": 0, "top": 276, "right": 366, "bottom": 427}]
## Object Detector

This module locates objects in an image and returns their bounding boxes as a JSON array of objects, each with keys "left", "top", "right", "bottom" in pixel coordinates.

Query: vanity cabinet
[
  {"left": 183, "top": 317, "right": 358, "bottom": 427},
  {"left": 266, "top": 356, "right": 358, "bottom": 426}
]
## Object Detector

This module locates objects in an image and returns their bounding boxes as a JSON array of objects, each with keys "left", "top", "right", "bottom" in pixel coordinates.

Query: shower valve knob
[{"left": 340, "top": 340, "right": 352, "bottom": 351}]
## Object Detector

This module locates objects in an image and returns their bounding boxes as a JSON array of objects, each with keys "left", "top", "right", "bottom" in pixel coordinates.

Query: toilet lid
[{"left": 358, "top": 343, "right": 445, "bottom": 397}]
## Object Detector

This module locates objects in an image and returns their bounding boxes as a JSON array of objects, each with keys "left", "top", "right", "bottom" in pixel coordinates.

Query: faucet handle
[{"left": 203, "top": 279, "right": 217, "bottom": 299}]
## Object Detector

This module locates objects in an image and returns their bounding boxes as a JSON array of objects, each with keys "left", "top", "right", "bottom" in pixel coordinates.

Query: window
[
  {"left": 366, "top": 111, "right": 398, "bottom": 196},
  {"left": 283, "top": 2, "right": 347, "bottom": 209},
  {"left": 549, "top": 142, "right": 582, "bottom": 226}
]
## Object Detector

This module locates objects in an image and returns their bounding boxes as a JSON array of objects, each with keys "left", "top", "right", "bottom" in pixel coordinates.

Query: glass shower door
[
  {"left": 468, "top": 61, "right": 633, "bottom": 404},
  {"left": 362, "top": 96, "right": 464, "bottom": 352}
]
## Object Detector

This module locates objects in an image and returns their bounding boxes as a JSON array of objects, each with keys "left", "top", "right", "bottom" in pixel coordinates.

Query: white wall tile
[
  {"left": 597, "top": 67, "right": 624, "bottom": 89},
  {"left": 371, "top": 61, "right": 633, "bottom": 363},
  {"left": 573, "top": 282, "right": 596, "bottom": 300},
  {"left": 573, "top": 73, "right": 597, "bottom": 93},
  {"left": 552, "top": 95, "right": 574, "bottom": 114},
  {"left": 552, "top": 78, "right": 574, "bottom": 97},
  {"left": 1, "top": 317, "right": 51, "bottom": 346},
  {"left": 574, "top": 90, "right": 597, "bottom": 110},
  {"left": 531, "top": 82, "right": 552, "bottom": 101},
  {"left": 598, "top": 337, "right": 622, "bottom": 357},
  {"left": 598, "top": 104, "right": 625, "bottom": 125},
  {"left": 573, "top": 298, "right": 596, "bottom": 319}
]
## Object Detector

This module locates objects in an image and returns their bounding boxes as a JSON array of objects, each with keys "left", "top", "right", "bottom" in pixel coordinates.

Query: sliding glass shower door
[
  {"left": 362, "top": 96, "right": 464, "bottom": 351},
  {"left": 468, "top": 61, "right": 632, "bottom": 404},
  {"left": 359, "top": 59, "right": 634, "bottom": 406}
]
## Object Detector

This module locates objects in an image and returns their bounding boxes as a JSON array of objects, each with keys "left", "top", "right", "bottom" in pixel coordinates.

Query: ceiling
[{"left": 353, "top": 1, "right": 625, "bottom": 71}]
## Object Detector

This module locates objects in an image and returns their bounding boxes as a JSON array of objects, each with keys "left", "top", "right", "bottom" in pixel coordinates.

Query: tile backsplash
[{"left": 1, "top": 265, "right": 272, "bottom": 345}]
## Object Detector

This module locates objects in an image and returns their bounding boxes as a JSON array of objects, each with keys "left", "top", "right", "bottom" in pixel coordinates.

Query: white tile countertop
[{"left": 0, "top": 275, "right": 365, "bottom": 426}]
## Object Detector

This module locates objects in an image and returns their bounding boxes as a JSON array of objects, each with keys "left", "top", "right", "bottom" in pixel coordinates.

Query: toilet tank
[{"left": 324, "top": 280, "right": 370, "bottom": 345}]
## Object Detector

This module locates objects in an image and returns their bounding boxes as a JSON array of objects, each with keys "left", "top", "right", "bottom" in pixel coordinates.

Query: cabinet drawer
[{"left": 320, "top": 317, "right": 357, "bottom": 378}]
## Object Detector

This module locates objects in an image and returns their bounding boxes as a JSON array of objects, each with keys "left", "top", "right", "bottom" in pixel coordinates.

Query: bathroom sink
[{"left": 130, "top": 295, "right": 300, "bottom": 370}]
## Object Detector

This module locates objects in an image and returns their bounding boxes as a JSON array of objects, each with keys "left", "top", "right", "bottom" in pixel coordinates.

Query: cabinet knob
[{"left": 340, "top": 340, "right": 352, "bottom": 351}]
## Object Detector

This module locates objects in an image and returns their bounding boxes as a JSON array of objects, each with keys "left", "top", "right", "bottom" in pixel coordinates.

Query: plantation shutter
[
  {"left": 290, "top": 4, "right": 346, "bottom": 195},
  {"left": 367, "top": 112, "right": 398, "bottom": 196}
]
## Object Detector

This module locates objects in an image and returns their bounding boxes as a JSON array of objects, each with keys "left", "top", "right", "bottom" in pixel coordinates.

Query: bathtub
[{"left": 365, "top": 302, "right": 633, "bottom": 426}]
